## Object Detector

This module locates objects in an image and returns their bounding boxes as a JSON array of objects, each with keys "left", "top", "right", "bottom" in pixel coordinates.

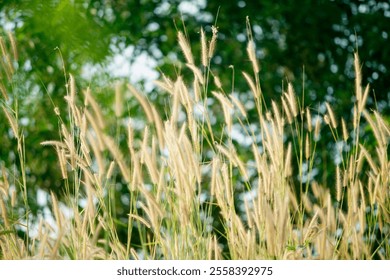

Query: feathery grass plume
[
  {"left": 216, "top": 162, "right": 234, "bottom": 211},
  {"left": 72, "top": 104, "right": 83, "bottom": 129},
  {"left": 208, "top": 26, "right": 218, "bottom": 59},
  {"left": 79, "top": 138, "right": 92, "bottom": 167},
  {"left": 54, "top": 106, "right": 60, "bottom": 116},
  {"left": 246, "top": 17, "right": 259, "bottom": 74},
  {"left": 106, "top": 161, "right": 115, "bottom": 180},
  {"left": 355, "top": 151, "right": 364, "bottom": 174},
  {"left": 284, "top": 142, "right": 292, "bottom": 176},
  {"left": 0, "top": 164, "right": 9, "bottom": 193},
  {"left": 2, "top": 105, "right": 18, "bottom": 138},
  {"left": 178, "top": 31, "right": 194, "bottom": 65},
  {"left": 0, "top": 197, "right": 9, "bottom": 228},
  {"left": 247, "top": 40, "right": 259, "bottom": 74},
  {"left": 207, "top": 235, "right": 221, "bottom": 260},
  {"left": 50, "top": 192, "right": 63, "bottom": 230},
  {"left": 127, "top": 84, "right": 154, "bottom": 123},
  {"left": 80, "top": 111, "right": 88, "bottom": 136},
  {"left": 151, "top": 105, "right": 165, "bottom": 148},
  {"left": 353, "top": 105, "right": 358, "bottom": 130},
  {"left": 200, "top": 27, "right": 208, "bottom": 67},
  {"left": 186, "top": 63, "right": 204, "bottom": 85},
  {"left": 142, "top": 141, "right": 159, "bottom": 185},
  {"left": 285, "top": 83, "right": 298, "bottom": 117},
  {"left": 235, "top": 154, "right": 249, "bottom": 182},
  {"left": 343, "top": 166, "right": 349, "bottom": 186},
  {"left": 115, "top": 82, "right": 123, "bottom": 117},
  {"left": 354, "top": 53, "right": 362, "bottom": 103},
  {"left": 128, "top": 214, "right": 151, "bottom": 229},
  {"left": 305, "top": 134, "right": 310, "bottom": 160},
  {"left": 306, "top": 107, "right": 312, "bottom": 132},
  {"left": 61, "top": 124, "right": 76, "bottom": 170},
  {"left": 359, "top": 144, "right": 379, "bottom": 175},
  {"left": 336, "top": 165, "right": 342, "bottom": 202},
  {"left": 182, "top": 81, "right": 195, "bottom": 116},
  {"left": 230, "top": 94, "right": 247, "bottom": 118},
  {"left": 180, "top": 130, "right": 202, "bottom": 184},
  {"left": 171, "top": 82, "right": 180, "bottom": 123},
  {"left": 69, "top": 74, "right": 76, "bottom": 103},
  {"left": 140, "top": 126, "right": 149, "bottom": 164},
  {"left": 83, "top": 87, "right": 106, "bottom": 129},
  {"left": 213, "top": 74, "right": 222, "bottom": 89},
  {"left": 359, "top": 84, "right": 370, "bottom": 113},
  {"left": 0, "top": 36, "right": 14, "bottom": 79},
  {"left": 0, "top": 36, "right": 8, "bottom": 57},
  {"left": 7, "top": 32, "right": 18, "bottom": 62},
  {"left": 77, "top": 163, "right": 95, "bottom": 184},
  {"left": 242, "top": 71, "right": 260, "bottom": 99},
  {"left": 130, "top": 153, "right": 142, "bottom": 190},
  {"left": 154, "top": 78, "right": 174, "bottom": 94},
  {"left": 243, "top": 198, "right": 254, "bottom": 230},
  {"left": 324, "top": 114, "right": 330, "bottom": 126},
  {"left": 261, "top": 115, "right": 283, "bottom": 171},
  {"left": 304, "top": 211, "right": 319, "bottom": 242},
  {"left": 216, "top": 144, "right": 248, "bottom": 181},
  {"left": 341, "top": 118, "right": 349, "bottom": 142},
  {"left": 162, "top": 73, "right": 175, "bottom": 90},
  {"left": 193, "top": 77, "right": 201, "bottom": 102},
  {"left": 373, "top": 110, "right": 390, "bottom": 137},
  {"left": 358, "top": 182, "right": 366, "bottom": 212},
  {"left": 0, "top": 83, "right": 8, "bottom": 100},
  {"left": 58, "top": 148, "right": 68, "bottom": 180},
  {"left": 212, "top": 91, "right": 233, "bottom": 132},
  {"left": 210, "top": 157, "right": 220, "bottom": 197},
  {"left": 272, "top": 100, "right": 283, "bottom": 135},
  {"left": 187, "top": 106, "right": 199, "bottom": 153},
  {"left": 362, "top": 110, "right": 386, "bottom": 147},
  {"left": 40, "top": 141, "right": 69, "bottom": 178},
  {"left": 174, "top": 76, "right": 191, "bottom": 109},
  {"left": 135, "top": 192, "right": 164, "bottom": 231},
  {"left": 10, "top": 189, "right": 16, "bottom": 208}
]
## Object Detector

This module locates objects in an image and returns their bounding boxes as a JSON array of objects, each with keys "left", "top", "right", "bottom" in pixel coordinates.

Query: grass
[{"left": 0, "top": 25, "right": 389, "bottom": 260}]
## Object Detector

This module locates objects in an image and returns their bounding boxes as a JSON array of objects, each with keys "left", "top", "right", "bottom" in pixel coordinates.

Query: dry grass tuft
[{"left": 1, "top": 27, "right": 389, "bottom": 260}]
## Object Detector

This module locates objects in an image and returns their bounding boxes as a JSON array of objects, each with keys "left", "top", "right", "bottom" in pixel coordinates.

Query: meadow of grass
[{"left": 0, "top": 25, "right": 389, "bottom": 260}]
